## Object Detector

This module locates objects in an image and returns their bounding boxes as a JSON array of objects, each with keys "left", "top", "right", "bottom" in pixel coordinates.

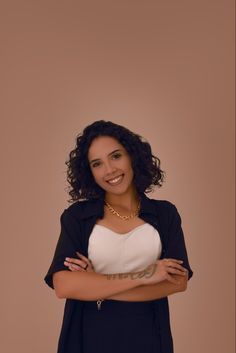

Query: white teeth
[{"left": 107, "top": 175, "right": 123, "bottom": 184}]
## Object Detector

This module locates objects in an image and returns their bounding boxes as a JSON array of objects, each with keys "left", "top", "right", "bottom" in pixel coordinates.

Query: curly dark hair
[{"left": 65, "top": 120, "right": 166, "bottom": 203}]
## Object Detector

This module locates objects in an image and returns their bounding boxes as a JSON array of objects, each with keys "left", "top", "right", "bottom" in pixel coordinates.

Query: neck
[{"left": 104, "top": 188, "right": 140, "bottom": 212}]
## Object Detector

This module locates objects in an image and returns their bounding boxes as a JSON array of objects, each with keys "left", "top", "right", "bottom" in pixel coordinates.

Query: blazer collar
[{"left": 77, "top": 192, "right": 157, "bottom": 220}]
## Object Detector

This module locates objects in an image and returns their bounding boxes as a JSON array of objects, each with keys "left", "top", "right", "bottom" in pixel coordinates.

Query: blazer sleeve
[
  {"left": 43, "top": 209, "right": 83, "bottom": 289},
  {"left": 165, "top": 203, "right": 194, "bottom": 281}
]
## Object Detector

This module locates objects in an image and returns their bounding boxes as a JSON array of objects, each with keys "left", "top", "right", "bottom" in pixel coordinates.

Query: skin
[{"left": 63, "top": 135, "right": 188, "bottom": 293}]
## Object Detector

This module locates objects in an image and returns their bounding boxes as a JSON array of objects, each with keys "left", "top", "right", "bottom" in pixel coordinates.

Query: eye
[
  {"left": 92, "top": 161, "right": 100, "bottom": 168},
  {"left": 112, "top": 153, "right": 121, "bottom": 159}
]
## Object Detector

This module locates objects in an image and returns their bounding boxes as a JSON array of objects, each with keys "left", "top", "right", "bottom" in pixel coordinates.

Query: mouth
[{"left": 106, "top": 174, "right": 124, "bottom": 185}]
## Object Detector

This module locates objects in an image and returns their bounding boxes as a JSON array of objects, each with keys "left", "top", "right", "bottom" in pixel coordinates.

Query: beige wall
[{"left": 1, "top": 1, "right": 234, "bottom": 352}]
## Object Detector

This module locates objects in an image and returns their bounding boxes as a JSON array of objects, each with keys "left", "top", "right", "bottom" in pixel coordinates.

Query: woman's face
[{"left": 88, "top": 135, "right": 135, "bottom": 196}]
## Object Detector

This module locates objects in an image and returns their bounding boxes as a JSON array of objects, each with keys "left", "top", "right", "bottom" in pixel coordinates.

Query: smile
[{"left": 107, "top": 174, "right": 124, "bottom": 185}]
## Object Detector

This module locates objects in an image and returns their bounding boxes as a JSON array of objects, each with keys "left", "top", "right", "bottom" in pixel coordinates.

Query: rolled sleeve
[
  {"left": 44, "top": 210, "right": 83, "bottom": 289},
  {"left": 165, "top": 203, "right": 193, "bottom": 280}
]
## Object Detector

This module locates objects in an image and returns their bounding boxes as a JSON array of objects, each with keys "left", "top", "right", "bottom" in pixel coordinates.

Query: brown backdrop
[{"left": 1, "top": 1, "right": 235, "bottom": 353}]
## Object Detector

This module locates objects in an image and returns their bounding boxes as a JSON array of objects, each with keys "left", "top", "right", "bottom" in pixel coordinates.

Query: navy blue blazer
[{"left": 44, "top": 192, "right": 193, "bottom": 353}]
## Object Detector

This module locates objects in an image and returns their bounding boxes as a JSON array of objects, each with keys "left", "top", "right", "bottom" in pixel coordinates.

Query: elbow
[
  {"left": 52, "top": 282, "right": 65, "bottom": 299},
  {"left": 53, "top": 271, "right": 68, "bottom": 299},
  {"left": 180, "top": 281, "right": 188, "bottom": 292},
  {"left": 177, "top": 272, "right": 188, "bottom": 292},
  {"left": 181, "top": 276, "right": 189, "bottom": 292},
  {"left": 55, "top": 289, "right": 66, "bottom": 299},
  {"left": 52, "top": 270, "right": 94, "bottom": 300}
]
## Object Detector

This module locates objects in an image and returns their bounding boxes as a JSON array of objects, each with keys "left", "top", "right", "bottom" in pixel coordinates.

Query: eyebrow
[{"left": 89, "top": 149, "right": 122, "bottom": 164}]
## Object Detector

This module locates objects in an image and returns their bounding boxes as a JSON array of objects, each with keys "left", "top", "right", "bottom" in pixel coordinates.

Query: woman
[{"left": 44, "top": 120, "right": 193, "bottom": 353}]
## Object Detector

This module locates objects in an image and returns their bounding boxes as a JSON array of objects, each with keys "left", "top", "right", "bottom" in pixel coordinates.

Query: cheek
[
  {"left": 90, "top": 169, "right": 97, "bottom": 182},
  {"left": 125, "top": 160, "right": 134, "bottom": 174},
  {"left": 129, "top": 169, "right": 134, "bottom": 180},
  {"left": 91, "top": 169, "right": 103, "bottom": 183}
]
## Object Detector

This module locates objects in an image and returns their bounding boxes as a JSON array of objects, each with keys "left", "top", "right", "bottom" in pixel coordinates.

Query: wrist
[
  {"left": 136, "top": 263, "right": 157, "bottom": 286},
  {"left": 132, "top": 268, "right": 150, "bottom": 286}
]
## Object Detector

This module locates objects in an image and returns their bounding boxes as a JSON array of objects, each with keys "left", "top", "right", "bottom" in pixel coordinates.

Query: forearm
[
  {"left": 105, "top": 274, "right": 187, "bottom": 301},
  {"left": 53, "top": 267, "right": 155, "bottom": 300}
]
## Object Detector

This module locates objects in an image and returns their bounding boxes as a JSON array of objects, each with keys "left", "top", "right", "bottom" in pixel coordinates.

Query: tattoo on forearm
[{"left": 104, "top": 263, "right": 157, "bottom": 280}]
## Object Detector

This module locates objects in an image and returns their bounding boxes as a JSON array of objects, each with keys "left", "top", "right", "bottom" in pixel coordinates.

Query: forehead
[{"left": 88, "top": 136, "right": 124, "bottom": 158}]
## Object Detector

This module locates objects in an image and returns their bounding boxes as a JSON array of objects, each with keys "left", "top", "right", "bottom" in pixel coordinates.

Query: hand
[
  {"left": 140, "top": 258, "right": 188, "bottom": 285},
  {"left": 64, "top": 252, "right": 95, "bottom": 273}
]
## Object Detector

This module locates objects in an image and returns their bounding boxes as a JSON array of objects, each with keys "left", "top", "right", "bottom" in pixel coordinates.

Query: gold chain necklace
[{"left": 104, "top": 199, "right": 141, "bottom": 221}]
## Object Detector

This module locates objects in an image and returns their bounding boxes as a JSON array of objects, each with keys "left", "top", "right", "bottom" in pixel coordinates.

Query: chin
[{"left": 110, "top": 185, "right": 133, "bottom": 195}]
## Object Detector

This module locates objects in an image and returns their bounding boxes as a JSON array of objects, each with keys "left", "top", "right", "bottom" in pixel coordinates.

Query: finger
[
  {"left": 75, "top": 253, "right": 95, "bottom": 271},
  {"left": 76, "top": 252, "right": 92, "bottom": 266},
  {"left": 64, "top": 261, "right": 84, "bottom": 271},
  {"left": 166, "top": 274, "right": 181, "bottom": 285},
  {"left": 76, "top": 253, "right": 94, "bottom": 270},
  {"left": 164, "top": 258, "right": 183, "bottom": 263},
  {"left": 70, "top": 263, "right": 85, "bottom": 271},
  {"left": 69, "top": 266, "right": 77, "bottom": 272},
  {"left": 64, "top": 260, "right": 71, "bottom": 267},
  {"left": 166, "top": 267, "right": 187, "bottom": 276},
  {"left": 162, "top": 259, "right": 186, "bottom": 270},
  {"left": 67, "top": 264, "right": 77, "bottom": 271},
  {"left": 69, "top": 265, "right": 84, "bottom": 272},
  {"left": 65, "top": 257, "right": 87, "bottom": 267},
  {"left": 167, "top": 262, "right": 187, "bottom": 272}
]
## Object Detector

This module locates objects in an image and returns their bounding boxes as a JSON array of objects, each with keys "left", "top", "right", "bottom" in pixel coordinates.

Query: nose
[{"left": 104, "top": 160, "right": 116, "bottom": 175}]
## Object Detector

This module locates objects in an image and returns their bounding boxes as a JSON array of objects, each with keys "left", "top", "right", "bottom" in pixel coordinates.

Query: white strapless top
[{"left": 88, "top": 223, "right": 162, "bottom": 274}]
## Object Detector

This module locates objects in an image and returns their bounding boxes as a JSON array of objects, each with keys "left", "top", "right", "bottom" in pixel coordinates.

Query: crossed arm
[
  {"left": 62, "top": 254, "right": 188, "bottom": 301},
  {"left": 105, "top": 272, "right": 188, "bottom": 301}
]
